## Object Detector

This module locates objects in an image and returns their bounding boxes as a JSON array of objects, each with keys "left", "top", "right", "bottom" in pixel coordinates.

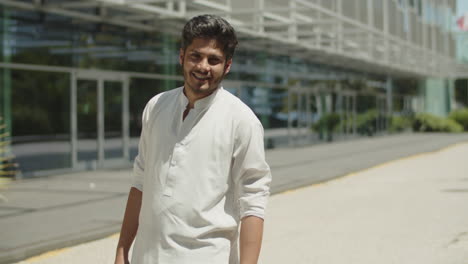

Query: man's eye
[
  {"left": 209, "top": 58, "right": 221, "bottom": 65},
  {"left": 190, "top": 54, "right": 200, "bottom": 60}
]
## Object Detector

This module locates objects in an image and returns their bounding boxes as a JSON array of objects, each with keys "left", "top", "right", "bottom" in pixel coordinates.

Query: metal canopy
[{"left": 1, "top": 0, "right": 468, "bottom": 79}]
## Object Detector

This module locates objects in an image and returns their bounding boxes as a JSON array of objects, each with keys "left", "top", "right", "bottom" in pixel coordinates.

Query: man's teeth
[{"left": 193, "top": 73, "right": 210, "bottom": 80}]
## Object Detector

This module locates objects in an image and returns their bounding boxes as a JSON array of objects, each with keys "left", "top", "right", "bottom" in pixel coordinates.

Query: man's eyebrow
[
  {"left": 188, "top": 49, "right": 223, "bottom": 59},
  {"left": 209, "top": 54, "right": 223, "bottom": 59}
]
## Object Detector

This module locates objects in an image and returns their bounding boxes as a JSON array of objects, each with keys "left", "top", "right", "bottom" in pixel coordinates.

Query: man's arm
[
  {"left": 115, "top": 187, "right": 142, "bottom": 264},
  {"left": 239, "top": 216, "right": 264, "bottom": 264},
  {"left": 232, "top": 120, "right": 271, "bottom": 264}
]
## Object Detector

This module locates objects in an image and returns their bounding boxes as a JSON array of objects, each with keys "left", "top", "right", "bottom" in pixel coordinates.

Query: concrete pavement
[
  {"left": 2, "top": 133, "right": 468, "bottom": 263},
  {"left": 260, "top": 142, "right": 468, "bottom": 264}
]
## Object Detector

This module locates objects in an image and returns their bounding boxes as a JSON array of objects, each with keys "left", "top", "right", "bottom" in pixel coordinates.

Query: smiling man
[{"left": 114, "top": 15, "right": 272, "bottom": 264}]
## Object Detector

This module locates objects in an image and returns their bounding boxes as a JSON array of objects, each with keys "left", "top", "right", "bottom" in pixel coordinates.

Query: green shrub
[
  {"left": 313, "top": 113, "right": 341, "bottom": 141},
  {"left": 356, "top": 109, "right": 378, "bottom": 136},
  {"left": 313, "top": 113, "right": 340, "bottom": 132},
  {"left": 389, "top": 115, "right": 413, "bottom": 133},
  {"left": 449, "top": 108, "right": 468, "bottom": 131},
  {"left": 413, "top": 113, "right": 463, "bottom": 133},
  {"left": 335, "top": 115, "right": 353, "bottom": 133}
]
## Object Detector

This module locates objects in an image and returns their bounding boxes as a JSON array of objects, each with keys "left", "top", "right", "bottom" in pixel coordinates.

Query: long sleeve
[
  {"left": 132, "top": 104, "right": 151, "bottom": 192},
  {"left": 232, "top": 120, "right": 272, "bottom": 220}
]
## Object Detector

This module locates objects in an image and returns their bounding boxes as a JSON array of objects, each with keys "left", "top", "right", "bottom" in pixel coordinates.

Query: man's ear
[
  {"left": 224, "top": 59, "right": 232, "bottom": 75},
  {"left": 179, "top": 48, "right": 184, "bottom": 65}
]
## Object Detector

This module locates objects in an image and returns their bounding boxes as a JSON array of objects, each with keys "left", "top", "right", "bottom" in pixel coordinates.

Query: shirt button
[{"left": 171, "top": 160, "right": 176, "bottom": 166}]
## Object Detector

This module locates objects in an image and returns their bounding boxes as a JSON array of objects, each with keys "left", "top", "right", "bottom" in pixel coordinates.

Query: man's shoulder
[
  {"left": 142, "top": 87, "right": 181, "bottom": 122},
  {"left": 146, "top": 87, "right": 181, "bottom": 108},
  {"left": 218, "top": 88, "right": 262, "bottom": 127}
]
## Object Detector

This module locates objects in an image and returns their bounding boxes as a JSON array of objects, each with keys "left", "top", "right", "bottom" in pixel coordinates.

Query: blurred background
[
  {"left": 0, "top": 1, "right": 468, "bottom": 264},
  {"left": 0, "top": 0, "right": 467, "bottom": 178}
]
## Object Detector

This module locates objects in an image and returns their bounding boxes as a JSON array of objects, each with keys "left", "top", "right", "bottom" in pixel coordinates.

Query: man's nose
[{"left": 197, "top": 58, "right": 210, "bottom": 72}]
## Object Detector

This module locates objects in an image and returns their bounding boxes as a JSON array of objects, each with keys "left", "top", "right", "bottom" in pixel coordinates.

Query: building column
[
  {"left": 448, "top": 78, "right": 456, "bottom": 113},
  {"left": 336, "top": 0, "right": 343, "bottom": 52},
  {"left": 163, "top": 34, "right": 176, "bottom": 91},
  {"left": 122, "top": 76, "right": 130, "bottom": 160},
  {"left": 420, "top": 78, "right": 453, "bottom": 117},
  {"left": 287, "top": 87, "right": 293, "bottom": 146},
  {"left": 1, "top": 7, "right": 11, "bottom": 140},
  {"left": 367, "top": 0, "right": 374, "bottom": 60},
  {"left": 386, "top": 77, "right": 393, "bottom": 131},
  {"left": 352, "top": 93, "right": 357, "bottom": 135},
  {"left": 315, "top": 85, "right": 324, "bottom": 140},
  {"left": 382, "top": 0, "right": 390, "bottom": 64}
]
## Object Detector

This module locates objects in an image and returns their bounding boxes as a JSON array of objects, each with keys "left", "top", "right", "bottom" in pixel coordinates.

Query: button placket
[
  {"left": 163, "top": 143, "right": 184, "bottom": 197},
  {"left": 162, "top": 102, "right": 194, "bottom": 198}
]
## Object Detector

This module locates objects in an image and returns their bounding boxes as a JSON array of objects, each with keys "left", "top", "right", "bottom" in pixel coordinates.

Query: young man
[{"left": 115, "top": 15, "right": 271, "bottom": 264}]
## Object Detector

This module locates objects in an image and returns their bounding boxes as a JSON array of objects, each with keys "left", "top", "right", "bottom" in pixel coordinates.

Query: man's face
[{"left": 179, "top": 38, "right": 232, "bottom": 100}]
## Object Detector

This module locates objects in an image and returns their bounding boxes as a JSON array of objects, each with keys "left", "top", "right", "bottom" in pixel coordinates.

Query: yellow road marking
[
  {"left": 23, "top": 233, "right": 121, "bottom": 263},
  {"left": 108, "top": 232, "right": 120, "bottom": 239},
  {"left": 24, "top": 248, "right": 70, "bottom": 262}
]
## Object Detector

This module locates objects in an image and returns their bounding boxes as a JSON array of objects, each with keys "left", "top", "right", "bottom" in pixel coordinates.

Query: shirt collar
[
  {"left": 179, "top": 87, "right": 189, "bottom": 108},
  {"left": 179, "top": 86, "right": 223, "bottom": 111}
]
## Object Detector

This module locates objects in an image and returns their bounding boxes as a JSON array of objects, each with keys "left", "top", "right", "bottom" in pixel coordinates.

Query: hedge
[
  {"left": 389, "top": 115, "right": 413, "bottom": 133},
  {"left": 413, "top": 113, "right": 463, "bottom": 133},
  {"left": 449, "top": 108, "right": 468, "bottom": 131}
]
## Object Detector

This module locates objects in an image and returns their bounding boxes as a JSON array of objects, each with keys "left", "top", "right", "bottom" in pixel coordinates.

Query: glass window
[
  {"left": 1, "top": 7, "right": 180, "bottom": 75},
  {"left": 8, "top": 69, "right": 71, "bottom": 173},
  {"left": 239, "top": 86, "right": 289, "bottom": 129}
]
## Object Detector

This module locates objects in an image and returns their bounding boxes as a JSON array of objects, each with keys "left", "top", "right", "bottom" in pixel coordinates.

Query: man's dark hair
[{"left": 181, "top": 14, "right": 238, "bottom": 60}]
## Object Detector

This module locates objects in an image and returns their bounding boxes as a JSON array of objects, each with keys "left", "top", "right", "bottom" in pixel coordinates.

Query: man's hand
[
  {"left": 239, "top": 215, "right": 264, "bottom": 264},
  {"left": 114, "top": 187, "right": 142, "bottom": 264},
  {"left": 114, "top": 247, "right": 129, "bottom": 264}
]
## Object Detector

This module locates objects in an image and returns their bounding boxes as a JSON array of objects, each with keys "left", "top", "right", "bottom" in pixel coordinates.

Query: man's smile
[{"left": 192, "top": 72, "right": 211, "bottom": 81}]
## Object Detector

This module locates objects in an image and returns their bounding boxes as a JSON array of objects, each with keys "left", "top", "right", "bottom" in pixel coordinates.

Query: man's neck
[
  {"left": 183, "top": 86, "right": 217, "bottom": 109},
  {"left": 182, "top": 105, "right": 190, "bottom": 121}
]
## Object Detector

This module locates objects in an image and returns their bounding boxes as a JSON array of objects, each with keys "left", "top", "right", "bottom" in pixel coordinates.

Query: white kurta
[{"left": 131, "top": 86, "right": 271, "bottom": 264}]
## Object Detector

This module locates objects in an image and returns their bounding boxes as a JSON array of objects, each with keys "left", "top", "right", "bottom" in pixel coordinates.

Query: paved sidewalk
[
  {"left": 2, "top": 133, "right": 468, "bottom": 263},
  {"left": 260, "top": 142, "right": 468, "bottom": 264},
  {"left": 13, "top": 137, "right": 468, "bottom": 264}
]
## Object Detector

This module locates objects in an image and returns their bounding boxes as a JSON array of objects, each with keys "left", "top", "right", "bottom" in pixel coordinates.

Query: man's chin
[{"left": 193, "top": 85, "right": 215, "bottom": 94}]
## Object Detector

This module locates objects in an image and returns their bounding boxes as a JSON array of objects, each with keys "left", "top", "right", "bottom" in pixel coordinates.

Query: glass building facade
[{"left": 0, "top": 0, "right": 460, "bottom": 177}]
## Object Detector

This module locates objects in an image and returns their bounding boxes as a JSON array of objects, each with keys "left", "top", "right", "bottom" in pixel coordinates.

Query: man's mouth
[{"left": 192, "top": 72, "right": 211, "bottom": 81}]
